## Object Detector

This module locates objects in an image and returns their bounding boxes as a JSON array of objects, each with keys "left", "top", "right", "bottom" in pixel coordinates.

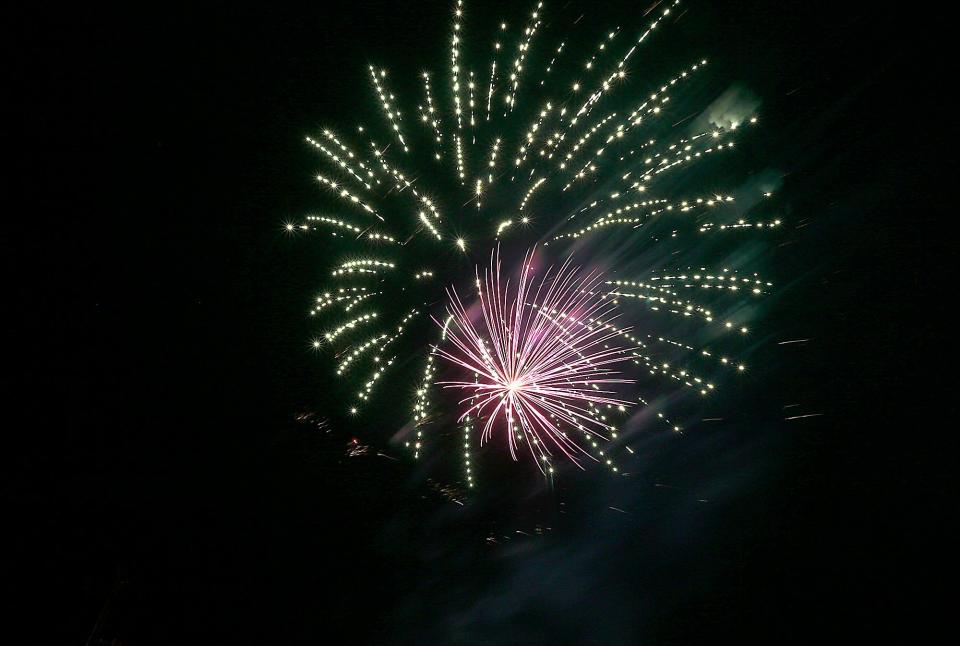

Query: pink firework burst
[{"left": 435, "top": 248, "right": 636, "bottom": 472}]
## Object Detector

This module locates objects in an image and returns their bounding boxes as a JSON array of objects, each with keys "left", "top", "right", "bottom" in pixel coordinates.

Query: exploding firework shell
[
  {"left": 289, "top": 0, "right": 778, "bottom": 485},
  {"left": 436, "top": 248, "right": 637, "bottom": 473}
]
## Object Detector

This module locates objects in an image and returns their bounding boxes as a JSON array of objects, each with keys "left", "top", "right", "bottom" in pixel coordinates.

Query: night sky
[{"left": 5, "top": 0, "right": 951, "bottom": 643}]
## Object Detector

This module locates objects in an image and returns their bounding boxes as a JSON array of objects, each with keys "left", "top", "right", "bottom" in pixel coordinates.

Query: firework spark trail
[
  {"left": 288, "top": 0, "right": 780, "bottom": 482},
  {"left": 435, "top": 248, "right": 635, "bottom": 470}
]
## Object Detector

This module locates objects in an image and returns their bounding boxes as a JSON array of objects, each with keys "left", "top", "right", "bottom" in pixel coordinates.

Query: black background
[{"left": 5, "top": 0, "right": 953, "bottom": 643}]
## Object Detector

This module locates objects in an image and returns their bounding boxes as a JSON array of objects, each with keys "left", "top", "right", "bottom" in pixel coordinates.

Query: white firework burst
[{"left": 287, "top": 0, "right": 781, "bottom": 484}]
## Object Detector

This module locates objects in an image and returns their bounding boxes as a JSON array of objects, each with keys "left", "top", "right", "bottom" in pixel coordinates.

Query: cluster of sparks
[
  {"left": 436, "top": 250, "right": 635, "bottom": 475},
  {"left": 287, "top": 0, "right": 781, "bottom": 484}
]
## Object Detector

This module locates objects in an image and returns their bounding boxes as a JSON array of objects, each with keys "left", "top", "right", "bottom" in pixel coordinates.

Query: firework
[
  {"left": 436, "top": 248, "right": 635, "bottom": 473},
  {"left": 288, "top": 0, "right": 779, "bottom": 483}
]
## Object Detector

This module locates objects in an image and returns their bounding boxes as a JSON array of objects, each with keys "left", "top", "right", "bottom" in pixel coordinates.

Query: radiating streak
[
  {"left": 504, "top": 2, "right": 545, "bottom": 115},
  {"left": 418, "top": 72, "right": 444, "bottom": 160},
  {"left": 369, "top": 66, "right": 409, "bottom": 152},
  {"left": 316, "top": 174, "right": 382, "bottom": 220},
  {"left": 450, "top": 0, "right": 466, "bottom": 130}
]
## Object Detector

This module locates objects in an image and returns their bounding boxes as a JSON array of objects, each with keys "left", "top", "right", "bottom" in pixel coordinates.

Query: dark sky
[{"left": 5, "top": 0, "right": 952, "bottom": 643}]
